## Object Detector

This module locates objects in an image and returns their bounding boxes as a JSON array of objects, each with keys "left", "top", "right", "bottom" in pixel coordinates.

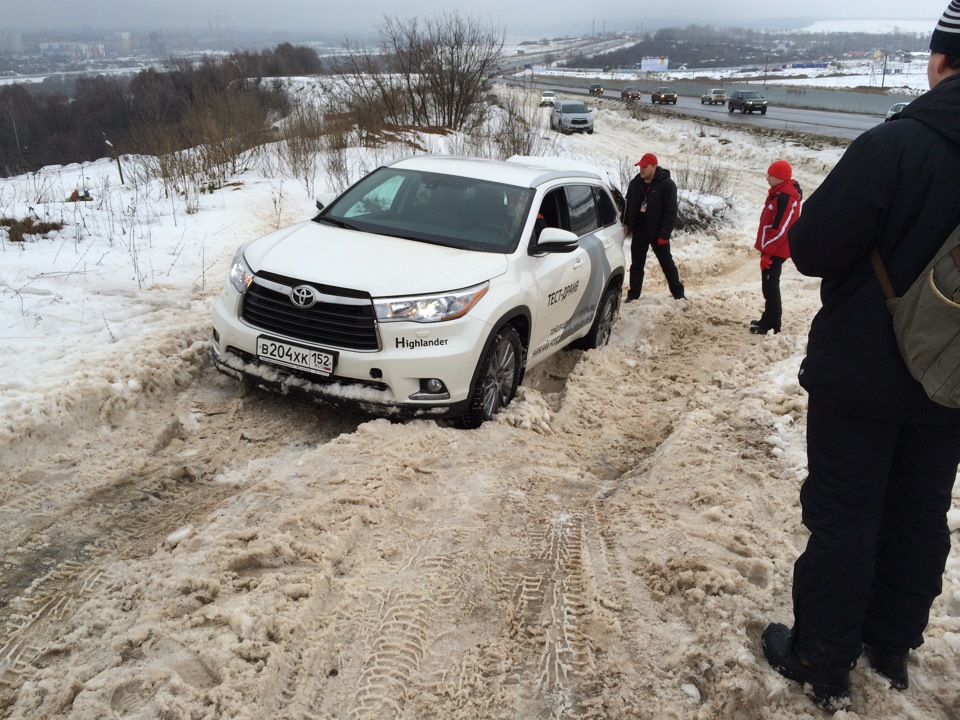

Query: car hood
[{"left": 243, "top": 221, "right": 509, "bottom": 296}]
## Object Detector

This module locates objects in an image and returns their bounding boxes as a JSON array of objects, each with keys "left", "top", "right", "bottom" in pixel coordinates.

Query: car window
[
  {"left": 561, "top": 102, "right": 588, "bottom": 113},
  {"left": 594, "top": 186, "right": 618, "bottom": 226},
  {"left": 565, "top": 185, "right": 599, "bottom": 237},
  {"left": 743, "top": 92, "right": 762, "bottom": 98}
]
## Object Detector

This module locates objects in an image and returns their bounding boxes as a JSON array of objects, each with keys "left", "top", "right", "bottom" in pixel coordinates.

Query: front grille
[
  {"left": 241, "top": 272, "right": 379, "bottom": 351},
  {"left": 571, "top": 119, "right": 588, "bottom": 125}
]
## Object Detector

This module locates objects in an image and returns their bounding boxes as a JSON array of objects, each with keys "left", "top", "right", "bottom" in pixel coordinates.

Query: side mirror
[
  {"left": 534, "top": 227, "right": 579, "bottom": 254},
  {"left": 315, "top": 191, "right": 338, "bottom": 211}
]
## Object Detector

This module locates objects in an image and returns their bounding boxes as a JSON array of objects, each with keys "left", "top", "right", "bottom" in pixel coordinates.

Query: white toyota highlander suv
[{"left": 211, "top": 155, "right": 626, "bottom": 427}]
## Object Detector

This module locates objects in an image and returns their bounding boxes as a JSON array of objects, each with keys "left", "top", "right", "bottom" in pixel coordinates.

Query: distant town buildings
[{"left": 39, "top": 42, "right": 106, "bottom": 59}]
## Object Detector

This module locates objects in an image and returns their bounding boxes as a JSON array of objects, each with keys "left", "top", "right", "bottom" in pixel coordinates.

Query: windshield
[
  {"left": 562, "top": 102, "right": 589, "bottom": 113},
  {"left": 316, "top": 168, "right": 535, "bottom": 253},
  {"left": 743, "top": 92, "right": 762, "bottom": 98}
]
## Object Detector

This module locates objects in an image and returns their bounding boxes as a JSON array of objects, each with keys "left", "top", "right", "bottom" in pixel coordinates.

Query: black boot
[
  {"left": 864, "top": 644, "right": 909, "bottom": 690},
  {"left": 750, "top": 322, "right": 780, "bottom": 335},
  {"left": 761, "top": 623, "right": 851, "bottom": 711}
]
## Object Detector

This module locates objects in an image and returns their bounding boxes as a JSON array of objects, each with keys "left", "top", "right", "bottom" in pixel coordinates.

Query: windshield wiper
[{"left": 315, "top": 215, "right": 360, "bottom": 231}]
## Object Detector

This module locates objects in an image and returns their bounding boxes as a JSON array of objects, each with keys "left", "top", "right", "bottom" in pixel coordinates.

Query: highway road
[
  {"left": 641, "top": 94, "right": 883, "bottom": 141},
  {"left": 510, "top": 79, "right": 885, "bottom": 142}
]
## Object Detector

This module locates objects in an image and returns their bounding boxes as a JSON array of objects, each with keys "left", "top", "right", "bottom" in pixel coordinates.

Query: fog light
[{"left": 425, "top": 378, "right": 443, "bottom": 393}]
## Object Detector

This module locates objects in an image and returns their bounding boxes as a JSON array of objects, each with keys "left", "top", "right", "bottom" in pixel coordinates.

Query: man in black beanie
[{"left": 760, "top": 0, "right": 960, "bottom": 711}]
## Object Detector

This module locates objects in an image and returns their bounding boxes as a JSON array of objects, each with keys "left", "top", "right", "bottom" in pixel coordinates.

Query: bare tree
[{"left": 328, "top": 12, "right": 504, "bottom": 134}]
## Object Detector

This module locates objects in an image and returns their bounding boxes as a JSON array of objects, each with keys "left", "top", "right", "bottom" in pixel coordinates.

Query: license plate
[{"left": 257, "top": 336, "right": 337, "bottom": 376}]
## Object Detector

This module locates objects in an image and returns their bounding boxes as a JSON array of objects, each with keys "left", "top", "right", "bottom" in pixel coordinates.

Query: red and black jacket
[{"left": 755, "top": 179, "right": 802, "bottom": 258}]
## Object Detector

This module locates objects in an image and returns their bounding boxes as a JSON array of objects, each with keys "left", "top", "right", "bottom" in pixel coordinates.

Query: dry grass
[{"left": 1, "top": 217, "right": 65, "bottom": 243}]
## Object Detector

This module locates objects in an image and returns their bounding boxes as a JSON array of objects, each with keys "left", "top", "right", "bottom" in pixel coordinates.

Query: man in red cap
[
  {"left": 761, "top": 0, "right": 960, "bottom": 711},
  {"left": 623, "top": 153, "right": 685, "bottom": 301},
  {"left": 750, "top": 159, "right": 802, "bottom": 334}
]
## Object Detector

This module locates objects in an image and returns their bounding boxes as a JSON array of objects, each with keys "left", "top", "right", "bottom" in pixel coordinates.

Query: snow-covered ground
[{"left": 0, "top": 84, "right": 958, "bottom": 719}]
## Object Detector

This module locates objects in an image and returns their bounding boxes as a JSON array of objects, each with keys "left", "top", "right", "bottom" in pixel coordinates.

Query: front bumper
[{"left": 211, "top": 289, "right": 489, "bottom": 418}]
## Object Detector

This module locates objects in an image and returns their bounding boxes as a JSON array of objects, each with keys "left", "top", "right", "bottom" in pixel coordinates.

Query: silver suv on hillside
[{"left": 550, "top": 100, "right": 594, "bottom": 134}]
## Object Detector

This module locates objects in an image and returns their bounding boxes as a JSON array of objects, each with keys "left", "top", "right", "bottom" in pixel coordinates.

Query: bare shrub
[
  {"left": 487, "top": 91, "right": 553, "bottom": 160},
  {"left": 328, "top": 12, "right": 503, "bottom": 133},
  {"left": 673, "top": 157, "right": 736, "bottom": 199},
  {"left": 616, "top": 154, "right": 637, "bottom": 195},
  {"left": 320, "top": 122, "right": 353, "bottom": 193},
  {"left": 277, "top": 100, "right": 326, "bottom": 197},
  {"left": 672, "top": 158, "right": 737, "bottom": 233}
]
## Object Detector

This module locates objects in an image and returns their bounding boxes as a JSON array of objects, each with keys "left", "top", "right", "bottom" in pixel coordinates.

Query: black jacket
[
  {"left": 789, "top": 73, "right": 960, "bottom": 418},
  {"left": 624, "top": 167, "right": 677, "bottom": 245}
]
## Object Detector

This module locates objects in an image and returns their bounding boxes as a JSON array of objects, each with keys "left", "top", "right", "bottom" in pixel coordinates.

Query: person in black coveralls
[
  {"left": 761, "top": 1, "right": 960, "bottom": 711},
  {"left": 623, "top": 153, "right": 685, "bottom": 301}
]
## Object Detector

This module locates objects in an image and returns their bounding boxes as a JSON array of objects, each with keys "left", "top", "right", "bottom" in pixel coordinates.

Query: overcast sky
[{"left": 0, "top": 0, "right": 949, "bottom": 39}]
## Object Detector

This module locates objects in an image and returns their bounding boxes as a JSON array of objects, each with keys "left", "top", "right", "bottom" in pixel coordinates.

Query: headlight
[
  {"left": 374, "top": 282, "right": 489, "bottom": 323},
  {"left": 228, "top": 247, "right": 253, "bottom": 294}
]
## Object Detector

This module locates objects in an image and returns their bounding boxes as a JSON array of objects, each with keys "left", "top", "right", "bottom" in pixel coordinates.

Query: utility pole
[{"left": 881, "top": 53, "right": 888, "bottom": 88}]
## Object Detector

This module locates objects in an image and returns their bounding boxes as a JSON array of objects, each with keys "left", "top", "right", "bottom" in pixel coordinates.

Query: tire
[
  {"left": 741, "top": 106, "right": 747, "bottom": 113},
  {"left": 761, "top": 108, "right": 767, "bottom": 115},
  {"left": 701, "top": 98, "right": 706, "bottom": 104},
  {"left": 573, "top": 286, "right": 619, "bottom": 350},
  {"left": 587, "top": 129, "right": 594, "bottom": 134},
  {"left": 728, "top": 104, "right": 734, "bottom": 113},
  {"left": 456, "top": 325, "right": 523, "bottom": 428}
]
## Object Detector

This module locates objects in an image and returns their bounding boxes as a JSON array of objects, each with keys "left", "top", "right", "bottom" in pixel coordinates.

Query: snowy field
[{"left": 0, "top": 82, "right": 958, "bottom": 719}]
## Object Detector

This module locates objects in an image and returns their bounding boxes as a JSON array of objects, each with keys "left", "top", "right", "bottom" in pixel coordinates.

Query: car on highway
[
  {"left": 885, "top": 101, "right": 910, "bottom": 121},
  {"left": 211, "top": 155, "right": 625, "bottom": 428},
  {"left": 550, "top": 100, "right": 594, "bottom": 134},
  {"left": 588, "top": 83, "right": 604, "bottom": 96},
  {"left": 728, "top": 90, "right": 768, "bottom": 114},
  {"left": 539, "top": 90, "right": 556, "bottom": 107},
  {"left": 621, "top": 86, "right": 641, "bottom": 99},
  {"left": 651, "top": 87, "right": 678, "bottom": 104},
  {"left": 701, "top": 88, "right": 727, "bottom": 105}
]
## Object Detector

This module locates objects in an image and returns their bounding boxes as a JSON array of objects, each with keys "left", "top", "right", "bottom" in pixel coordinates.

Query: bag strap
[
  {"left": 871, "top": 247, "right": 897, "bottom": 301},
  {"left": 871, "top": 220, "right": 960, "bottom": 302}
]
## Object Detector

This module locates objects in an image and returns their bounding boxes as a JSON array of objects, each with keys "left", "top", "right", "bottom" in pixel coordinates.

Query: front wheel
[
  {"left": 573, "top": 286, "right": 620, "bottom": 350},
  {"left": 728, "top": 104, "right": 734, "bottom": 113},
  {"left": 741, "top": 106, "right": 747, "bottom": 113},
  {"left": 760, "top": 108, "right": 767, "bottom": 115},
  {"left": 456, "top": 325, "right": 523, "bottom": 428}
]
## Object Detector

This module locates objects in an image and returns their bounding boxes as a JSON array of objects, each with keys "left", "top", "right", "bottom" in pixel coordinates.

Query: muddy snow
[{"left": 1, "top": 93, "right": 958, "bottom": 720}]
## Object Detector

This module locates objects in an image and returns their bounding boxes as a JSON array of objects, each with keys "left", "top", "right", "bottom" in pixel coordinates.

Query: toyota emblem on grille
[{"left": 290, "top": 285, "right": 318, "bottom": 308}]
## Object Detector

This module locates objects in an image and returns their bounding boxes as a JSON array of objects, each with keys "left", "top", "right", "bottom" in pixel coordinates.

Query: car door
[{"left": 525, "top": 184, "right": 594, "bottom": 363}]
